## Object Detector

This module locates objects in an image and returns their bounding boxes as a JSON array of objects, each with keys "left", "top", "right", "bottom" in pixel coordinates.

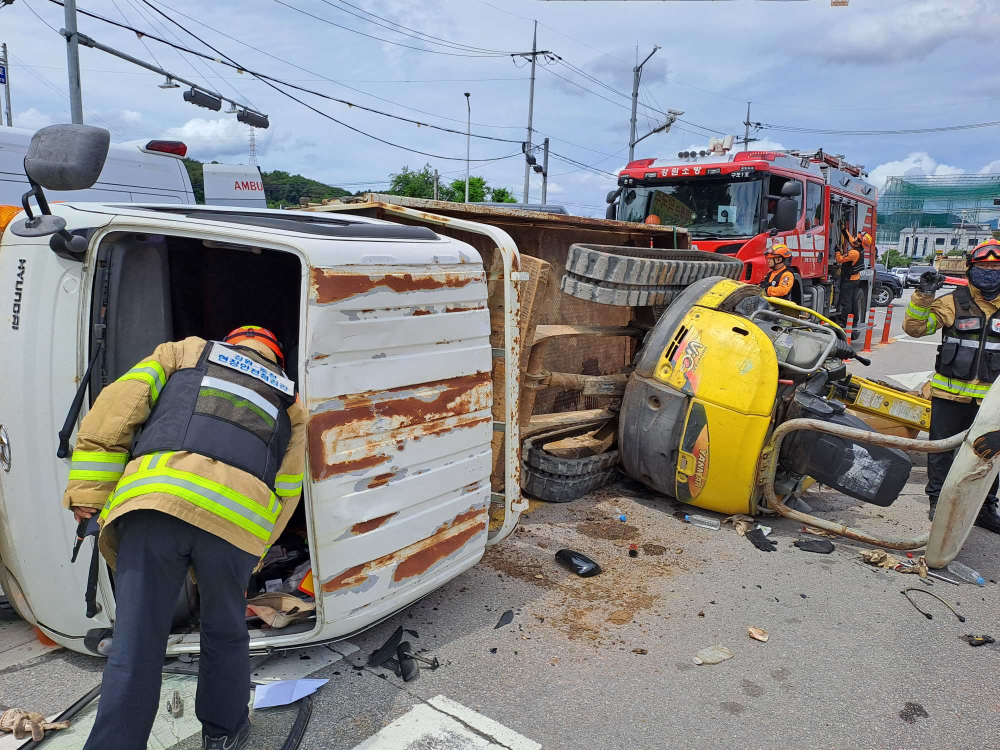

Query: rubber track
[
  {"left": 560, "top": 244, "right": 742, "bottom": 306},
  {"left": 520, "top": 461, "right": 620, "bottom": 503}
]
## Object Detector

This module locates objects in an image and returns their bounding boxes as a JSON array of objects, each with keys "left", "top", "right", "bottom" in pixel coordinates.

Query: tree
[
  {"left": 488, "top": 186, "right": 518, "bottom": 204},
  {"left": 388, "top": 164, "right": 436, "bottom": 199},
  {"left": 441, "top": 176, "right": 488, "bottom": 202},
  {"left": 880, "top": 249, "right": 911, "bottom": 269}
]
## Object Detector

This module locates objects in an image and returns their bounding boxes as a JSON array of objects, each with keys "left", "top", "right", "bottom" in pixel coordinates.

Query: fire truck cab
[{"left": 609, "top": 149, "right": 878, "bottom": 327}]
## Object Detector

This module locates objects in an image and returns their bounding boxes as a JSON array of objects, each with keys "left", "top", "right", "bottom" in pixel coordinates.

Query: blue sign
[{"left": 0, "top": 65, "right": 6, "bottom": 86}]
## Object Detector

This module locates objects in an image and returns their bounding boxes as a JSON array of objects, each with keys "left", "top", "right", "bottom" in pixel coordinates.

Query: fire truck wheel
[
  {"left": 560, "top": 245, "right": 743, "bottom": 307},
  {"left": 524, "top": 422, "right": 621, "bottom": 477}
]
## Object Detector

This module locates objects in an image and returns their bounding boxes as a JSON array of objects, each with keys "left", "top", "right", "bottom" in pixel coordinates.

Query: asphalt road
[{"left": 3, "top": 289, "right": 998, "bottom": 750}]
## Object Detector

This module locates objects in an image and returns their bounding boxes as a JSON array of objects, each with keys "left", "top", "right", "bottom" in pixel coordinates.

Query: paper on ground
[{"left": 253, "top": 678, "right": 328, "bottom": 709}]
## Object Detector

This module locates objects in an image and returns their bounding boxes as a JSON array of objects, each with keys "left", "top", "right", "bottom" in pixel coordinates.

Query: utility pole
[
  {"left": 743, "top": 100, "right": 751, "bottom": 151},
  {"left": 541, "top": 137, "right": 549, "bottom": 205},
  {"left": 629, "top": 45, "right": 660, "bottom": 162},
  {"left": 63, "top": 0, "right": 84, "bottom": 124},
  {"left": 464, "top": 92, "right": 471, "bottom": 203},
  {"left": 0, "top": 43, "right": 12, "bottom": 127},
  {"left": 521, "top": 21, "right": 538, "bottom": 204},
  {"left": 433, "top": 169, "right": 439, "bottom": 201}
]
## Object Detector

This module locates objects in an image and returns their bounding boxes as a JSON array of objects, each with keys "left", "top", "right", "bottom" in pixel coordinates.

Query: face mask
[{"left": 969, "top": 266, "right": 1000, "bottom": 299}]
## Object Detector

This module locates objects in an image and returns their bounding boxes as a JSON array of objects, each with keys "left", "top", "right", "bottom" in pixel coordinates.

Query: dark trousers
[
  {"left": 926, "top": 396, "right": 1000, "bottom": 504},
  {"left": 838, "top": 278, "right": 860, "bottom": 328},
  {"left": 83, "top": 510, "right": 257, "bottom": 750}
]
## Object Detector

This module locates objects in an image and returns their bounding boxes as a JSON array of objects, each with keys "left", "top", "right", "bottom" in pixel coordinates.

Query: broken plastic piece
[
  {"left": 693, "top": 645, "right": 734, "bottom": 665},
  {"left": 748, "top": 627, "right": 769, "bottom": 643},
  {"left": 368, "top": 626, "right": 419, "bottom": 667},
  {"left": 794, "top": 538, "right": 835, "bottom": 554},
  {"left": 555, "top": 548, "right": 602, "bottom": 577},
  {"left": 495, "top": 610, "right": 514, "bottom": 629},
  {"left": 167, "top": 689, "right": 183, "bottom": 718},
  {"left": 397, "top": 641, "right": 419, "bottom": 682},
  {"left": 964, "top": 634, "right": 995, "bottom": 647}
]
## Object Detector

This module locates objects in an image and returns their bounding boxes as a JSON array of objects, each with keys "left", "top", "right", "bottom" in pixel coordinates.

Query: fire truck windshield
[{"left": 618, "top": 176, "right": 764, "bottom": 238}]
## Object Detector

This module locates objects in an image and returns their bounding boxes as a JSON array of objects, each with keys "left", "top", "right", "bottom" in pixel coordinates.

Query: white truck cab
[{"left": 0, "top": 125, "right": 524, "bottom": 655}]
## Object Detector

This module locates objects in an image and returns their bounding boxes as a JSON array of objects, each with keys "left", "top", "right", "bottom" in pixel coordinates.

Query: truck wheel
[
  {"left": 524, "top": 422, "right": 621, "bottom": 477},
  {"left": 521, "top": 423, "right": 621, "bottom": 502},
  {"left": 852, "top": 288, "right": 866, "bottom": 340},
  {"left": 521, "top": 462, "right": 620, "bottom": 503},
  {"left": 560, "top": 245, "right": 744, "bottom": 307},
  {"left": 874, "top": 285, "right": 892, "bottom": 307}
]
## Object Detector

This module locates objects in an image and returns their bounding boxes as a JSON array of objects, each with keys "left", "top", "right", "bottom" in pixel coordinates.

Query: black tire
[
  {"left": 874, "top": 285, "right": 892, "bottom": 307},
  {"left": 524, "top": 422, "right": 620, "bottom": 477},
  {"left": 851, "top": 289, "right": 867, "bottom": 340},
  {"left": 521, "top": 462, "right": 620, "bottom": 503},
  {"left": 560, "top": 244, "right": 743, "bottom": 307}
]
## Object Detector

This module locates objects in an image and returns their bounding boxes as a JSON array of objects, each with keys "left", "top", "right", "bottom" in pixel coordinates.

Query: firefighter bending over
[
  {"left": 903, "top": 237, "right": 1000, "bottom": 533},
  {"left": 62, "top": 326, "right": 307, "bottom": 750},
  {"left": 760, "top": 243, "right": 795, "bottom": 299}
]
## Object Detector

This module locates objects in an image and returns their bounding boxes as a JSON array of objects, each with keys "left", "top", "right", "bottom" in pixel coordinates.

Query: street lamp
[{"left": 464, "top": 92, "right": 471, "bottom": 203}]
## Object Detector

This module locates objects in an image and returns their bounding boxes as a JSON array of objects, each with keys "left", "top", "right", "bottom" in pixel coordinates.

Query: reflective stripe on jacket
[
  {"left": 904, "top": 287, "right": 1000, "bottom": 404},
  {"left": 62, "top": 337, "right": 307, "bottom": 569}
]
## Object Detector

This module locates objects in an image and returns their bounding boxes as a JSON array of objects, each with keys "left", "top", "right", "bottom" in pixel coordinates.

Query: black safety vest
[
  {"left": 760, "top": 267, "right": 793, "bottom": 297},
  {"left": 935, "top": 287, "right": 1000, "bottom": 384},
  {"left": 840, "top": 243, "right": 864, "bottom": 278},
  {"left": 133, "top": 342, "right": 295, "bottom": 489}
]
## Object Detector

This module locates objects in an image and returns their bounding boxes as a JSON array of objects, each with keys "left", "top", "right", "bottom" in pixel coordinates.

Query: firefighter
[
  {"left": 760, "top": 242, "right": 795, "bottom": 299},
  {"left": 903, "top": 238, "right": 1000, "bottom": 532},
  {"left": 63, "top": 326, "right": 307, "bottom": 750},
  {"left": 835, "top": 223, "right": 869, "bottom": 329}
]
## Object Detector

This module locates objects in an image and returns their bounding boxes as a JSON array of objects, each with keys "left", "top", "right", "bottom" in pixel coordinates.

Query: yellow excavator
[{"left": 616, "top": 275, "right": 998, "bottom": 566}]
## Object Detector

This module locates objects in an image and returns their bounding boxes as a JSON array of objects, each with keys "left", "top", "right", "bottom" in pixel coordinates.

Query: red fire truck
[{"left": 608, "top": 148, "right": 878, "bottom": 328}]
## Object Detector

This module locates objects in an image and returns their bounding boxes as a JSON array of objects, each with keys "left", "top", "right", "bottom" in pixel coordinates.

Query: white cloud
[
  {"left": 159, "top": 117, "right": 272, "bottom": 160},
  {"left": 868, "top": 152, "right": 965, "bottom": 189},
  {"left": 122, "top": 110, "right": 144, "bottom": 124},
  {"left": 13, "top": 108, "right": 54, "bottom": 131},
  {"left": 979, "top": 160, "right": 1000, "bottom": 174},
  {"left": 545, "top": 181, "right": 565, "bottom": 194}
]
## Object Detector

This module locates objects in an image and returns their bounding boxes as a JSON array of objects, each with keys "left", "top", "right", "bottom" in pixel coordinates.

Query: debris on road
[
  {"left": 947, "top": 561, "right": 986, "bottom": 586},
  {"left": 253, "top": 678, "right": 328, "bottom": 709},
  {"left": 167, "top": 689, "right": 183, "bottom": 718},
  {"left": 794, "top": 538, "right": 835, "bottom": 554},
  {"left": 902, "top": 587, "right": 966, "bottom": 622},
  {"left": 683, "top": 513, "right": 721, "bottom": 530},
  {"left": 748, "top": 627, "right": 769, "bottom": 643},
  {"left": 861, "top": 549, "right": 901, "bottom": 569},
  {"left": 369, "top": 626, "right": 420, "bottom": 668},
  {"left": 628, "top": 544, "right": 639, "bottom": 558},
  {"left": 495, "top": 610, "right": 515, "bottom": 629},
  {"left": 724, "top": 514, "right": 755, "bottom": 536},
  {"left": 899, "top": 702, "right": 929, "bottom": 724},
  {"left": 746, "top": 527, "right": 776, "bottom": 552},
  {"left": 0, "top": 708, "right": 71, "bottom": 742},
  {"left": 632, "top": 648, "right": 648, "bottom": 655},
  {"left": 555, "top": 548, "right": 602, "bottom": 577},
  {"left": 397, "top": 641, "right": 419, "bottom": 681},
  {"left": 963, "top": 634, "right": 995, "bottom": 647},
  {"left": 693, "top": 645, "right": 734, "bottom": 665},
  {"left": 801, "top": 525, "right": 837, "bottom": 538}
]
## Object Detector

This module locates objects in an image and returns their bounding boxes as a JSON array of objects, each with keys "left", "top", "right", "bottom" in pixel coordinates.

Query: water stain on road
[
  {"left": 900, "top": 702, "right": 929, "bottom": 724},
  {"left": 741, "top": 679, "right": 765, "bottom": 698}
]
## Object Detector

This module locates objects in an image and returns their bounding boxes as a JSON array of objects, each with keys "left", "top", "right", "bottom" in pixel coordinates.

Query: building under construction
[{"left": 878, "top": 173, "right": 1000, "bottom": 251}]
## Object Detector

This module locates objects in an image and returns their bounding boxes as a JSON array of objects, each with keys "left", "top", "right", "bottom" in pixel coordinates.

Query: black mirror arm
[{"left": 58, "top": 338, "right": 105, "bottom": 459}]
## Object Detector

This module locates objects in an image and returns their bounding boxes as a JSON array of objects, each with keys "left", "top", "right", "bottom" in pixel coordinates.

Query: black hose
[{"left": 902, "top": 587, "right": 966, "bottom": 622}]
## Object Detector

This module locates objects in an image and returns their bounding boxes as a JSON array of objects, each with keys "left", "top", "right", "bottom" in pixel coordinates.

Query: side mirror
[
  {"left": 774, "top": 197, "right": 798, "bottom": 232},
  {"left": 780, "top": 181, "right": 802, "bottom": 198},
  {"left": 24, "top": 124, "right": 111, "bottom": 191},
  {"left": 606, "top": 190, "right": 618, "bottom": 205},
  {"left": 10, "top": 124, "right": 110, "bottom": 256},
  {"left": 606, "top": 203, "right": 617, "bottom": 220}
]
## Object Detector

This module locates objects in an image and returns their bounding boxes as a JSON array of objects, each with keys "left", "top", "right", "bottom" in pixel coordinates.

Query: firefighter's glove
[
  {"left": 917, "top": 271, "right": 946, "bottom": 294},
  {"left": 0, "top": 708, "right": 71, "bottom": 742},
  {"left": 745, "top": 527, "right": 777, "bottom": 552},
  {"left": 973, "top": 430, "right": 1000, "bottom": 462}
]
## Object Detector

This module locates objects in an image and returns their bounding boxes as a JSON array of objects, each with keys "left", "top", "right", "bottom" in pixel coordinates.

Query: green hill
[{"left": 183, "top": 158, "right": 352, "bottom": 208}]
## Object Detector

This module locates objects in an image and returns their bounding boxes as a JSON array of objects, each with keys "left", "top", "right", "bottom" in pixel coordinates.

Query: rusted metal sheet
[{"left": 311, "top": 267, "right": 483, "bottom": 305}]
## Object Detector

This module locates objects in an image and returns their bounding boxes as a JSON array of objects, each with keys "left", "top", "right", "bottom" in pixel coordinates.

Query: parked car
[
  {"left": 905, "top": 265, "right": 937, "bottom": 288},
  {"left": 873, "top": 264, "right": 903, "bottom": 306},
  {"left": 892, "top": 267, "right": 908, "bottom": 283}
]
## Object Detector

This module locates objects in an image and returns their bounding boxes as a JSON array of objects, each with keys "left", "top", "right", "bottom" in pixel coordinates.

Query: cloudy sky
[{"left": 3, "top": 0, "right": 999, "bottom": 215}]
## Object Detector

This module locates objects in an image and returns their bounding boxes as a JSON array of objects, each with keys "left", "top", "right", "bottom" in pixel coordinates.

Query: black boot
[
  {"left": 975, "top": 497, "right": 1000, "bottom": 535},
  {"left": 927, "top": 496, "right": 938, "bottom": 522}
]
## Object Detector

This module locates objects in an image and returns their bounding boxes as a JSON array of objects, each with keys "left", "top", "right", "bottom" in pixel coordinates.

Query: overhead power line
[
  {"left": 271, "top": 0, "right": 511, "bottom": 57},
  {"left": 761, "top": 119, "right": 1000, "bottom": 136}
]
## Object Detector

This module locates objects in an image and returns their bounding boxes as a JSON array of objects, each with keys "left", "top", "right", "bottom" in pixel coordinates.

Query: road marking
[
  {"left": 892, "top": 334, "right": 939, "bottom": 347},
  {"left": 889, "top": 371, "right": 934, "bottom": 390},
  {"left": 352, "top": 696, "right": 541, "bottom": 750}
]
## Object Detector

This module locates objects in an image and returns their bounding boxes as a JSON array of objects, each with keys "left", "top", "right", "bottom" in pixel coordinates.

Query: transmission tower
[{"left": 248, "top": 125, "right": 257, "bottom": 167}]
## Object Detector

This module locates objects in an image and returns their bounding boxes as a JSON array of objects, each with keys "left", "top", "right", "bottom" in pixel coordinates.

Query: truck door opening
[{"left": 87, "top": 232, "right": 315, "bottom": 642}]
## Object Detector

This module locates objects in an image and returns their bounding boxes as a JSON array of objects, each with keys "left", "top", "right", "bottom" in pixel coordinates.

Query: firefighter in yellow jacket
[
  {"left": 904, "top": 238, "right": 1000, "bottom": 533},
  {"left": 760, "top": 243, "right": 795, "bottom": 299},
  {"left": 63, "top": 326, "right": 307, "bottom": 750}
]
